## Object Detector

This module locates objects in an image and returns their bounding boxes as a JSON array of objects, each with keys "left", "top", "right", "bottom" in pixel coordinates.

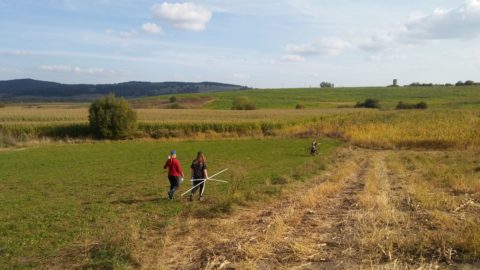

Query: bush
[
  {"left": 465, "top": 80, "right": 475, "bottom": 86},
  {"left": 295, "top": 104, "right": 305, "bottom": 109},
  {"left": 396, "top": 101, "right": 428, "bottom": 110},
  {"left": 415, "top": 101, "right": 428, "bottom": 109},
  {"left": 320, "top": 81, "right": 334, "bottom": 88},
  {"left": 88, "top": 94, "right": 137, "bottom": 139},
  {"left": 169, "top": 96, "right": 177, "bottom": 103},
  {"left": 456, "top": 81, "right": 465, "bottom": 86},
  {"left": 0, "top": 103, "right": 5, "bottom": 108},
  {"left": 231, "top": 96, "right": 256, "bottom": 110},
  {"left": 355, "top": 98, "right": 380, "bottom": 109}
]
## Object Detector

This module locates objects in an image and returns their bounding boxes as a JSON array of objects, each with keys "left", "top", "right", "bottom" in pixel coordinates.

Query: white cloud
[
  {"left": 282, "top": 37, "right": 352, "bottom": 61},
  {"left": 285, "top": 37, "right": 351, "bottom": 58},
  {"left": 401, "top": 0, "right": 480, "bottom": 40},
  {"left": 105, "top": 29, "right": 137, "bottom": 39},
  {"left": 281, "top": 54, "right": 305, "bottom": 62},
  {"left": 119, "top": 30, "right": 137, "bottom": 38},
  {"left": 3, "top": 50, "right": 30, "bottom": 56},
  {"left": 277, "top": 0, "right": 480, "bottom": 59},
  {"left": 141, "top": 22, "right": 164, "bottom": 35},
  {"left": 39, "top": 65, "right": 122, "bottom": 76},
  {"left": 151, "top": 2, "right": 212, "bottom": 31}
]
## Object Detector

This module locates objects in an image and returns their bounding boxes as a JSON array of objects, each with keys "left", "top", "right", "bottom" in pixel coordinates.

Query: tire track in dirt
[{"left": 140, "top": 150, "right": 371, "bottom": 269}]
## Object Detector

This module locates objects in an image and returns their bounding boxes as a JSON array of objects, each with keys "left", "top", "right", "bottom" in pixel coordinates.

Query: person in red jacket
[{"left": 163, "top": 150, "right": 184, "bottom": 200}]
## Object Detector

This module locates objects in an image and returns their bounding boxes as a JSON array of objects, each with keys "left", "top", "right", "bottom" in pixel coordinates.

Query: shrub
[
  {"left": 456, "top": 81, "right": 465, "bottom": 86},
  {"left": 465, "top": 80, "right": 475, "bottom": 86},
  {"left": 88, "top": 94, "right": 137, "bottom": 139},
  {"left": 415, "top": 101, "right": 428, "bottom": 109},
  {"left": 355, "top": 98, "right": 380, "bottom": 109},
  {"left": 295, "top": 104, "right": 305, "bottom": 109},
  {"left": 169, "top": 96, "right": 177, "bottom": 103},
  {"left": 232, "top": 96, "right": 256, "bottom": 110},
  {"left": 396, "top": 101, "right": 428, "bottom": 110},
  {"left": 0, "top": 103, "right": 5, "bottom": 108}
]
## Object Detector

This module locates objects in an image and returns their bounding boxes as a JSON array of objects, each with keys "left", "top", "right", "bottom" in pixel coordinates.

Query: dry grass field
[{"left": 145, "top": 148, "right": 480, "bottom": 269}]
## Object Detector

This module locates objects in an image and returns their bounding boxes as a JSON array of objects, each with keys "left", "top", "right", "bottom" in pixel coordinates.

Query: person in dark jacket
[
  {"left": 190, "top": 151, "right": 209, "bottom": 201},
  {"left": 163, "top": 150, "right": 184, "bottom": 200}
]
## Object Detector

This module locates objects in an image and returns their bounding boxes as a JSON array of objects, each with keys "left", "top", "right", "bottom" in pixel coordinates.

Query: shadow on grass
[{"left": 110, "top": 197, "right": 165, "bottom": 205}]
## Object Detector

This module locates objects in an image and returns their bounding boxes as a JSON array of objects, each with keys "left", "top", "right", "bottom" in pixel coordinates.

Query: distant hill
[{"left": 0, "top": 79, "right": 249, "bottom": 101}]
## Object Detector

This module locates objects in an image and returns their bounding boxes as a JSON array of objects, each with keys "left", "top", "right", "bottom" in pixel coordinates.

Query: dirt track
[{"left": 139, "top": 149, "right": 479, "bottom": 270}]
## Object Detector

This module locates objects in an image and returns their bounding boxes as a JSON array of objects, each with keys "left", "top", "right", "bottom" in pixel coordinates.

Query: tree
[
  {"left": 88, "top": 94, "right": 137, "bottom": 139},
  {"left": 465, "top": 80, "right": 475, "bottom": 86},
  {"left": 169, "top": 96, "right": 177, "bottom": 103},
  {"left": 320, "top": 81, "right": 334, "bottom": 88},
  {"left": 455, "top": 81, "right": 465, "bottom": 86},
  {"left": 231, "top": 96, "right": 256, "bottom": 110}
]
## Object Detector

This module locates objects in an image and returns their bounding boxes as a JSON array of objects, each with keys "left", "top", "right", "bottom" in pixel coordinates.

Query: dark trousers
[
  {"left": 168, "top": 175, "right": 180, "bottom": 196},
  {"left": 191, "top": 180, "right": 205, "bottom": 196}
]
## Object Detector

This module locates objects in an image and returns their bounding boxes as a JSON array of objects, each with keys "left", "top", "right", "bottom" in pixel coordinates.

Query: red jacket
[{"left": 164, "top": 158, "right": 184, "bottom": 177}]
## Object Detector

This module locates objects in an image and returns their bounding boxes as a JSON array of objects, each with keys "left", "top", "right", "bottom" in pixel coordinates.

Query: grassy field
[
  {"left": 1, "top": 85, "right": 479, "bottom": 150},
  {"left": 136, "top": 85, "right": 480, "bottom": 110},
  {"left": 1, "top": 86, "right": 480, "bottom": 268},
  {"left": 0, "top": 138, "right": 338, "bottom": 269}
]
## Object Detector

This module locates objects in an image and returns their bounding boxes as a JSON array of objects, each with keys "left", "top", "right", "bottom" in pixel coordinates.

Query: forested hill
[{"left": 0, "top": 79, "right": 248, "bottom": 101}]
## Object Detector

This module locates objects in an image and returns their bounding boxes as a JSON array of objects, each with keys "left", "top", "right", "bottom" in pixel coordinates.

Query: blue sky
[{"left": 1, "top": 0, "right": 479, "bottom": 87}]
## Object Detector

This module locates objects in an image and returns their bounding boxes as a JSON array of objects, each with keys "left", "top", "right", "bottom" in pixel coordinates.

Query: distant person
[
  {"left": 163, "top": 150, "right": 184, "bottom": 200},
  {"left": 310, "top": 140, "right": 318, "bottom": 156},
  {"left": 190, "top": 151, "right": 209, "bottom": 201}
]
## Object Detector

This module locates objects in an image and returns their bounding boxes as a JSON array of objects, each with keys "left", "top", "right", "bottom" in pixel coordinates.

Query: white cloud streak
[
  {"left": 39, "top": 65, "right": 123, "bottom": 76},
  {"left": 401, "top": 0, "right": 480, "bottom": 40},
  {"left": 281, "top": 54, "right": 305, "bottom": 62},
  {"left": 141, "top": 22, "right": 164, "bottom": 35},
  {"left": 151, "top": 2, "right": 212, "bottom": 31}
]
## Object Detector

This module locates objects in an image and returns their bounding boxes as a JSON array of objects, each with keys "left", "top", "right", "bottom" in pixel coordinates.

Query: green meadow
[
  {"left": 0, "top": 138, "right": 338, "bottom": 269},
  {"left": 138, "top": 85, "right": 480, "bottom": 109}
]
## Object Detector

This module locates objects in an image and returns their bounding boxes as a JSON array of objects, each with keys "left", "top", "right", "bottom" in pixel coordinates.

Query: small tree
[
  {"left": 232, "top": 96, "right": 256, "bottom": 110},
  {"left": 169, "top": 96, "right": 177, "bottom": 103},
  {"left": 88, "top": 94, "right": 137, "bottom": 139},
  {"left": 465, "top": 80, "right": 475, "bottom": 86},
  {"left": 320, "top": 81, "right": 334, "bottom": 88},
  {"left": 455, "top": 81, "right": 464, "bottom": 86}
]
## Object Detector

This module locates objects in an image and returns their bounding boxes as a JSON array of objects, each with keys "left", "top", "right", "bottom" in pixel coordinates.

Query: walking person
[
  {"left": 310, "top": 140, "right": 318, "bottom": 156},
  {"left": 190, "top": 151, "right": 209, "bottom": 201},
  {"left": 163, "top": 150, "right": 184, "bottom": 200}
]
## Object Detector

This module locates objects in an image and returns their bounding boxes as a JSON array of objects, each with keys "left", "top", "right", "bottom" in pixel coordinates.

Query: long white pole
[
  {"left": 181, "top": 168, "right": 228, "bottom": 196},
  {"left": 190, "top": 178, "right": 228, "bottom": 183}
]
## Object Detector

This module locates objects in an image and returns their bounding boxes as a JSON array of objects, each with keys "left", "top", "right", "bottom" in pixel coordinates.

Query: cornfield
[{"left": 1, "top": 106, "right": 479, "bottom": 149}]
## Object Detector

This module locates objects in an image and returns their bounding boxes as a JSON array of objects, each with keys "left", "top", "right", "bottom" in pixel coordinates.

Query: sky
[{"left": 0, "top": 0, "right": 480, "bottom": 88}]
